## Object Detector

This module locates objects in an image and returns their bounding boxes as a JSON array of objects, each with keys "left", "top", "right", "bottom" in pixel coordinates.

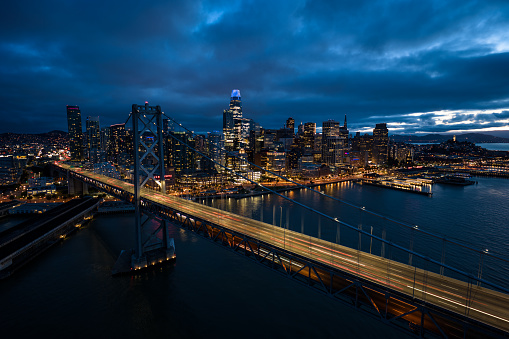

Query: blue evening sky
[{"left": 1, "top": 0, "right": 509, "bottom": 136}]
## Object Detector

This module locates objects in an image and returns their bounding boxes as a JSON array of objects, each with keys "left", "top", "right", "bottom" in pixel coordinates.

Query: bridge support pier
[
  {"left": 68, "top": 173, "right": 88, "bottom": 195},
  {"left": 130, "top": 216, "right": 175, "bottom": 270}
]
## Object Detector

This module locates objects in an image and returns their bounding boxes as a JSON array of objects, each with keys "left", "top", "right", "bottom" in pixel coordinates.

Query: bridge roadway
[{"left": 61, "top": 164, "right": 509, "bottom": 335}]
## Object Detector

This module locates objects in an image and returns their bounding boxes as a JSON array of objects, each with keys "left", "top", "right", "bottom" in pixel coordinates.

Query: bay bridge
[{"left": 55, "top": 103, "right": 509, "bottom": 338}]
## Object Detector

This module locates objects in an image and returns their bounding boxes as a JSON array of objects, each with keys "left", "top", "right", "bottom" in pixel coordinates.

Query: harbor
[
  {"left": 358, "top": 179, "right": 433, "bottom": 196},
  {"left": 357, "top": 174, "right": 433, "bottom": 196},
  {"left": 434, "top": 174, "right": 476, "bottom": 186}
]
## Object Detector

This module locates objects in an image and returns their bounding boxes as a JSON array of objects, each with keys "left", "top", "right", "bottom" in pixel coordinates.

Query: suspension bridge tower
[{"left": 112, "top": 102, "right": 175, "bottom": 274}]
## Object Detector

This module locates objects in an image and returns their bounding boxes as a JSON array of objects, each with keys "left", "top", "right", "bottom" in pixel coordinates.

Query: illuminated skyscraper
[
  {"left": 322, "top": 118, "right": 348, "bottom": 166},
  {"left": 207, "top": 131, "right": 223, "bottom": 172},
  {"left": 373, "top": 123, "right": 389, "bottom": 165},
  {"left": 303, "top": 122, "right": 316, "bottom": 151},
  {"left": 322, "top": 120, "right": 340, "bottom": 166},
  {"left": 229, "top": 89, "right": 242, "bottom": 118},
  {"left": 166, "top": 131, "right": 195, "bottom": 175},
  {"left": 286, "top": 117, "right": 295, "bottom": 131},
  {"left": 223, "top": 89, "right": 246, "bottom": 150},
  {"left": 108, "top": 123, "right": 127, "bottom": 164},
  {"left": 86, "top": 116, "right": 100, "bottom": 163},
  {"left": 66, "top": 105, "right": 83, "bottom": 160}
]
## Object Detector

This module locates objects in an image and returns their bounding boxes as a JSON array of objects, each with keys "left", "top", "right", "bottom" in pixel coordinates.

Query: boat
[
  {"left": 435, "top": 175, "right": 475, "bottom": 186},
  {"left": 360, "top": 179, "right": 432, "bottom": 196}
]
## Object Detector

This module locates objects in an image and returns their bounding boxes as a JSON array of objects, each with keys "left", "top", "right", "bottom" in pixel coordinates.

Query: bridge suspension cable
[
  {"left": 159, "top": 117, "right": 509, "bottom": 294},
  {"left": 159, "top": 113, "right": 508, "bottom": 265}
]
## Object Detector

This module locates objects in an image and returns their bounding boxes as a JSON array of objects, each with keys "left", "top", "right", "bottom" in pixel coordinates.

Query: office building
[
  {"left": 166, "top": 131, "right": 196, "bottom": 175},
  {"left": 86, "top": 116, "right": 101, "bottom": 163},
  {"left": 303, "top": 122, "right": 316, "bottom": 151},
  {"left": 322, "top": 120, "right": 341, "bottom": 166},
  {"left": 223, "top": 89, "right": 242, "bottom": 150},
  {"left": 108, "top": 123, "right": 127, "bottom": 164},
  {"left": 66, "top": 105, "right": 83, "bottom": 160},
  {"left": 286, "top": 117, "right": 295, "bottom": 132},
  {"left": 373, "top": 123, "right": 389, "bottom": 165},
  {"left": 222, "top": 89, "right": 253, "bottom": 151}
]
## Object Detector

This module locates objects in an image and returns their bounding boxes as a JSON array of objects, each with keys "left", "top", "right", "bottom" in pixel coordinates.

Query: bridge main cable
[
  {"left": 161, "top": 113, "right": 508, "bottom": 265},
  {"left": 161, "top": 126, "right": 509, "bottom": 295}
]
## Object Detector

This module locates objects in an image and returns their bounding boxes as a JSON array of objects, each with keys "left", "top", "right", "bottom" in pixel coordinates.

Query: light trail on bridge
[{"left": 59, "top": 163, "right": 509, "bottom": 335}]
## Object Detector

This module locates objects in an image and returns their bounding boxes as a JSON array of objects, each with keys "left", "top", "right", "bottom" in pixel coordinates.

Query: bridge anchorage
[{"left": 112, "top": 103, "right": 175, "bottom": 275}]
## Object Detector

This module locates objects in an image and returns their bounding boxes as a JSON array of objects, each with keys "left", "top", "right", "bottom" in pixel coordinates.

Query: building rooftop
[{"left": 231, "top": 89, "right": 241, "bottom": 98}]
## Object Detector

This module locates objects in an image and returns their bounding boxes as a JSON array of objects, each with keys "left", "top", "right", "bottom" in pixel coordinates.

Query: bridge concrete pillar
[
  {"left": 67, "top": 173, "right": 85, "bottom": 196},
  {"left": 68, "top": 172, "right": 76, "bottom": 195}
]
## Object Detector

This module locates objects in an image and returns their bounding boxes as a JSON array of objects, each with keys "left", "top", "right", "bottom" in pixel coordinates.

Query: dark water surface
[
  {"left": 206, "top": 176, "right": 509, "bottom": 288},
  {"left": 1, "top": 177, "right": 508, "bottom": 338}
]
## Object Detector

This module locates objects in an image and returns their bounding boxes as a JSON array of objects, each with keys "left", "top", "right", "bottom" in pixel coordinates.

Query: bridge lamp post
[
  {"left": 280, "top": 206, "right": 285, "bottom": 250},
  {"left": 334, "top": 217, "right": 340, "bottom": 245},
  {"left": 477, "top": 248, "right": 489, "bottom": 286},
  {"left": 370, "top": 226, "right": 373, "bottom": 254}
]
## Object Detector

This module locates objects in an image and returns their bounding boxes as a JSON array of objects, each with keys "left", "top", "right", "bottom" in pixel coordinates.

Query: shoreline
[{"left": 189, "top": 176, "right": 359, "bottom": 201}]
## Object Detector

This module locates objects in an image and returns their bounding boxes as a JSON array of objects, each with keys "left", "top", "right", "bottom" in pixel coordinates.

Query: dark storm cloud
[
  {"left": 492, "top": 111, "right": 509, "bottom": 120},
  {"left": 1, "top": 0, "right": 509, "bottom": 134}
]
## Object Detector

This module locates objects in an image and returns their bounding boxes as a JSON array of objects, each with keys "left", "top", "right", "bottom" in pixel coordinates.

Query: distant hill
[
  {"left": 0, "top": 130, "right": 68, "bottom": 145},
  {"left": 39, "top": 130, "right": 67, "bottom": 137},
  {"left": 391, "top": 133, "right": 509, "bottom": 143}
]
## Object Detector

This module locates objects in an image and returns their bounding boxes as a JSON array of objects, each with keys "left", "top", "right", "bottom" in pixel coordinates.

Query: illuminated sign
[{"left": 154, "top": 175, "right": 173, "bottom": 179}]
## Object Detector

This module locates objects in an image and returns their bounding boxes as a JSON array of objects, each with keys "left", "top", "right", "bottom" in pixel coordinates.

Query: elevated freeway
[
  {"left": 0, "top": 197, "right": 100, "bottom": 278},
  {"left": 57, "top": 162, "right": 509, "bottom": 338}
]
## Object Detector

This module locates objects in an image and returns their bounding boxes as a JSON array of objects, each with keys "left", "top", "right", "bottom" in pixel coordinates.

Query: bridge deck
[{"left": 61, "top": 163, "right": 509, "bottom": 334}]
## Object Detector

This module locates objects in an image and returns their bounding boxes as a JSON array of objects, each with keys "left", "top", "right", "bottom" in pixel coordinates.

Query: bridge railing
[
  {"left": 58, "top": 112, "right": 509, "bottom": 295},
  {"left": 158, "top": 115, "right": 509, "bottom": 294}
]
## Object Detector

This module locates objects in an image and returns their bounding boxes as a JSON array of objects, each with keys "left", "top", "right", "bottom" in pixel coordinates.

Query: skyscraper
[
  {"left": 108, "top": 123, "right": 127, "bottom": 164},
  {"left": 66, "top": 105, "right": 83, "bottom": 160},
  {"left": 223, "top": 89, "right": 247, "bottom": 150},
  {"left": 86, "top": 116, "right": 101, "bottom": 163},
  {"left": 166, "top": 131, "right": 196, "bottom": 175},
  {"left": 302, "top": 122, "right": 316, "bottom": 151},
  {"left": 322, "top": 120, "right": 341, "bottom": 166},
  {"left": 297, "top": 122, "right": 304, "bottom": 136},
  {"left": 373, "top": 123, "right": 389, "bottom": 165},
  {"left": 286, "top": 117, "right": 295, "bottom": 131},
  {"left": 207, "top": 131, "right": 223, "bottom": 172},
  {"left": 163, "top": 118, "right": 174, "bottom": 135},
  {"left": 229, "top": 89, "right": 242, "bottom": 118}
]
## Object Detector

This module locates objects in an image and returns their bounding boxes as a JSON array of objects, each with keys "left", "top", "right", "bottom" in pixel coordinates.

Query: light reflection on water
[
  {"left": 205, "top": 177, "right": 509, "bottom": 288},
  {"left": 1, "top": 176, "right": 508, "bottom": 337},
  {"left": 0, "top": 213, "right": 408, "bottom": 338}
]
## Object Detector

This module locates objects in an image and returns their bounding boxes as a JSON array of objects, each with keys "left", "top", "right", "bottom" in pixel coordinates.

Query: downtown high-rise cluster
[{"left": 66, "top": 90, "right": 412, "bottom": 184}]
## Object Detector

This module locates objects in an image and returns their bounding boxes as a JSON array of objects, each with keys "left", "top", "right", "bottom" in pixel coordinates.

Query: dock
[{"left": 359, "top": 179, "right": 433, "bottom": 196}]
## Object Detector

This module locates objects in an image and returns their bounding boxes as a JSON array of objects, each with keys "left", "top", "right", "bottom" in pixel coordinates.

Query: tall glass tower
[
  {"left": 66, "top": 105, "right": 83, "bottom": 160},
  {"left": 86, "top": 116, "right": 101, "bottom": 163},
  {"left": 373, "top": 123, "right": 389, "bottom": 165},
  {"left": 223, "top": 89, "right": 243, "bottom": 150},
  {"left": 229, "top": 89, "right": 242, "bottom": 118}
]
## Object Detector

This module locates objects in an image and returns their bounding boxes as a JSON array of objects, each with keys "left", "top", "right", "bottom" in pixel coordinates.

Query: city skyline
[{"left": 1, "top": 1, "right": 509, "bottom": 136}]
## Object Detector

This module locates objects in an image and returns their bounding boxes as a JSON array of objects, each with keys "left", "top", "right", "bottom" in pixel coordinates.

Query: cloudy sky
[{"left": 1, "top": 0, "right": 509, "bottom": 135}]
